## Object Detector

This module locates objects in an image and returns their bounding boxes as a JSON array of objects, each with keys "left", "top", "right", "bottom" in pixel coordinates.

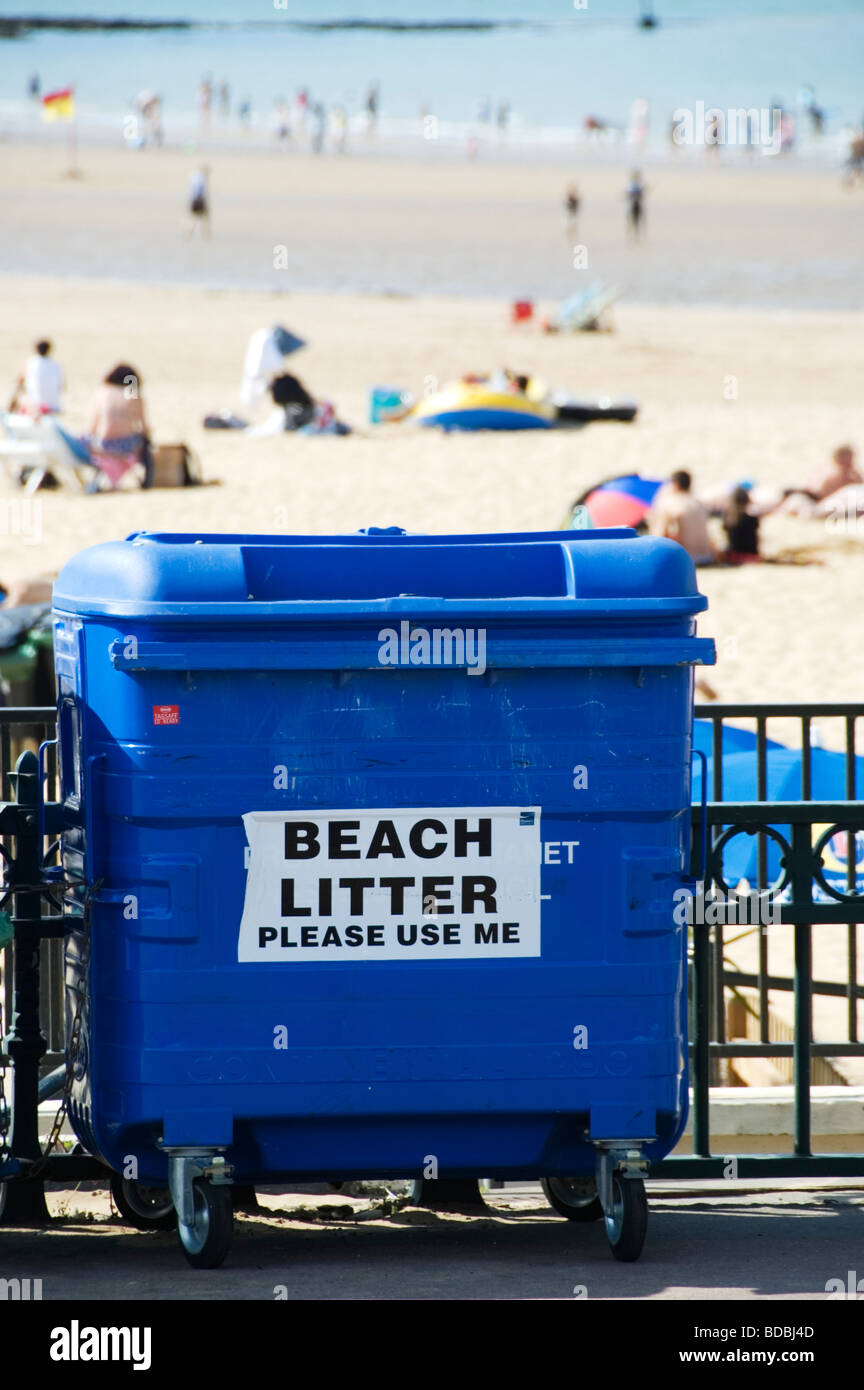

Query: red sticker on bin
[{"left": 153, "top": 705, "right": 180, "bottom": 725}]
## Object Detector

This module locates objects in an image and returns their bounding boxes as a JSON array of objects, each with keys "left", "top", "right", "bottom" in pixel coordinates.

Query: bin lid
[{"left": 53, "top": 529, "right": 709, "bottom": 621}]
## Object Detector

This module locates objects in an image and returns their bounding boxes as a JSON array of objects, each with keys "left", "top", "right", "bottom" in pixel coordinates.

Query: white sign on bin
[{"left": 238, "top": 806, "right": 542, "bottom": 962}]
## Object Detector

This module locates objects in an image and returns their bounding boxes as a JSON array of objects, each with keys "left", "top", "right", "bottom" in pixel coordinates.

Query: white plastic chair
[{"left": 0, "top": 415, "right": 92, "bottom": 493}]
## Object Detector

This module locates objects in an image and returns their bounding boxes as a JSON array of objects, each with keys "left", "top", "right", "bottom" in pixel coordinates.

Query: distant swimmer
[
  {"left": 197, "top": 76, "right": 212, "bottom": 128},
  {"left": 309, "top": 102, "right": 326, "bottom": 155}
]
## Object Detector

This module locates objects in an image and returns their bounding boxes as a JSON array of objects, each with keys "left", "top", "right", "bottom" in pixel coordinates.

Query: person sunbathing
[
  {"left": 648, "top": 470, "right": 716, "bottom": 565},
  {"left": 722, "top": 486, "right": 761, "bottom": 563},
  {"left": 86, "top": 364, "right": 152, "bottom": 488},
  {"left": 802, "top": 444, "right": 861, "bottom": 500},
  {"left": 782, "top": 445, "right": 861, "bottom": 515},
  {"left": 271, "top": 372, "right": 316, "bottom": 429}
]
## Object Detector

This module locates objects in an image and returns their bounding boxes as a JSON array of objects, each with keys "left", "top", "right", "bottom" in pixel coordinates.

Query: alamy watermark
[
  {"left": 825, "top": 1271, "right": 864, "bottom": 1300},
  {"left": 0, "top": 1277, "right": 42, "bottom": 1300},
  {"left": 0, "top": 498, "right": 42, "bottom": 547},
  {"left": 673, "top": 885, "right": 781, "bottom": 928},
  {"left": 823, "top": 494, "right": 864, "bottom": 536},
  {"left": 672, "top": 103, "right": 782, "bottom": 155},
  {"left": 378, "top": 621, "right": 486, "bottom": 676}
]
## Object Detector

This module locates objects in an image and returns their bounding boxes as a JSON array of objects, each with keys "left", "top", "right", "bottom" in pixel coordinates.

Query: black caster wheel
[
  {"left": 177, "top": 1179, "right": 233, "bottom": 1269},
  {"left": 541, "top": 1176, "right": 603, "bottom": 1222},
  {"left": 110, "top": 1173, "right": 176, "bottom": 1231},
  {"left": 604, "top": 1175, "right": 648, "bottom": 1262}
]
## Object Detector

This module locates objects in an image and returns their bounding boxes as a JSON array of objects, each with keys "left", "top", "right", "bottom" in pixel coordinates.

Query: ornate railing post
[
  {"left": 1, "top": 750, "right": 50, "bottom": 1222},
  {"left": 790, "top": 819, "right": 815, "bottom": 1158}
]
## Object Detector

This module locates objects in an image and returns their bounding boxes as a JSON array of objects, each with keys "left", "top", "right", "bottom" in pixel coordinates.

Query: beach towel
[{"left": 54, "top": 423, "right": 93, "bottom": 465}]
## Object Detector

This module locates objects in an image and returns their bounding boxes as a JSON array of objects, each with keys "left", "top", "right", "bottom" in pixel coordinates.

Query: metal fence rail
[
  {"left": 0, "top": 708, "right": 63, "bottom": 1074},
  {"left": 654, "top": 702, "right": 864, "bottom": 1179},
  {"left": 2, "top": 703, "right": 863, "bottom": 1190}
]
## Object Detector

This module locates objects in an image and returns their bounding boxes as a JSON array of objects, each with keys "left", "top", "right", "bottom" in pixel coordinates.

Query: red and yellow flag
[{"left": 42, "top": 88, "right": 75, "bottom": 122}]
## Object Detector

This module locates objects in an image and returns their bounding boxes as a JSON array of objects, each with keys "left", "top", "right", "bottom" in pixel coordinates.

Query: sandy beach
[
  {"left": 1, "top": 141, "right": 862, "bottom": 709},
  {"left": 1, "top": 271, "right": 863, "bottom": 709}
]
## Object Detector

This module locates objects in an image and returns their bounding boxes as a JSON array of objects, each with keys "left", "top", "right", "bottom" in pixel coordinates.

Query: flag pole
[
  {"left": 42, "top": 87, "right": 81, "bottom": 176},
  {"left": 67, "top": 89, "right": 80, "bottom": 177},
  {"left": 67, "top": 114, "right": 80, "bottom": 177}
]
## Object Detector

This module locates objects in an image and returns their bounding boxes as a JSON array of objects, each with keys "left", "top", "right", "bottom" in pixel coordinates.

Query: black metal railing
[
  {"left": 0, "top": 709, "right": 103, "bottom": 1217},
  {"left": 653, "top": 702, "right": 864, "bottom": 1179},
  {"left": 1, "top": 703, "right": 863, "bottom": 1193},
  {"left": 0, "top": 707, "right": 64, "bottom": 1073}
]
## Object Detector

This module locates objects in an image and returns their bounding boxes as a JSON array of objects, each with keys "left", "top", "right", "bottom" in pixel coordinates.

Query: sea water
[{"left": 0, "top": 0, "right": 861, "bottom": 154}]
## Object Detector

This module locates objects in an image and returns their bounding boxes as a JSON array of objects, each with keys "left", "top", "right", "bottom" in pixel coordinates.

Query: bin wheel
[
  {"left": 110, "top": 1173, "right": 176, "bottom": 1231},
  {"left": 541, "top": 1176, "right": 603, "bottom": 1222},
  {"left": 604, "top": 1175, "right": 648, "bottom": 1262},
  {"left": 177, "top": 1179, "right": 233, "bottom": 1269}
]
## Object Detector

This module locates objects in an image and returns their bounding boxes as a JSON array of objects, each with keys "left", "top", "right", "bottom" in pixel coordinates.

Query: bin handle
[
  {"left": 690, "top": 749, "right": 708, "bottom": 883},
  {"left": 84, "top": 754, "right": 106, "bottom": 883},
  {"left": 37, "top": 738, "right": 58, "bottom": 864}
]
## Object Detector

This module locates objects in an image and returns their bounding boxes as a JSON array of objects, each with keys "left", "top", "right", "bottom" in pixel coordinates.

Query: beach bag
[{"left": 151, "top": 443, "right": 202, "bottom": 488}]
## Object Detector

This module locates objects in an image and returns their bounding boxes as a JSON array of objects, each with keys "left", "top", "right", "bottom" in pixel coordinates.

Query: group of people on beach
[
  {"left": 196, "top": 77, "right": 379, "bottom": 153},
  {"left": 649, "top": 447, "right": 861, "bottom": 565},
  {"left": 649, "top": 471, "right": 754, "bottom": 566},
  {"left": 7, "top": 341, "right": 153, "bottom": 489},
  {"left": 564, "top": 173, "right": 648, "bottom": 243}
]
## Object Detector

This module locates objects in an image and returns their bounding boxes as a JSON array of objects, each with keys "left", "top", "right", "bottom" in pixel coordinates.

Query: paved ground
[{"left": 1, "top": 1181, "right": 862, "bottom": 1300}]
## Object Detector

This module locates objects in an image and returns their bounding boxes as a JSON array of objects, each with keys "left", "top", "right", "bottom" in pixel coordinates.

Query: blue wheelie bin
[{"left": 52, "top": 527, "right": 714, "bottom": 1267}]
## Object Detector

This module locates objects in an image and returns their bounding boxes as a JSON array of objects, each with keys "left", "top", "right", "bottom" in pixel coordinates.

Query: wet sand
[{"left": 0, "top": 139, "right": 861, "bottom": 306}]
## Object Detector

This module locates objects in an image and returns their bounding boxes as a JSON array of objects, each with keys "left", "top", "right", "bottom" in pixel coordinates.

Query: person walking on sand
[
  {"left": 186, "top": 165, "right": 211, "bottom": 238},
  {"left": 625, "top": 170, "right": 647, "bottom": 240},
  {"left": 564, "top": 182, "right": 581, "bottom": 242}
]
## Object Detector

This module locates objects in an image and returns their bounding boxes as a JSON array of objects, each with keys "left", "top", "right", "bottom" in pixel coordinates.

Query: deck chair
[
  {"left": 544, "top": 284, "right": 621, "bottom": 334},
  {"left": 0, "top": 415, "right": 93, "bottom": 493}
]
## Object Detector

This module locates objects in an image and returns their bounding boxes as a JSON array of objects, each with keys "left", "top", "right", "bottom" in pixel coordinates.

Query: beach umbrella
[
  {"left": 691, "top": 722, "right": 864, "bottom": 891},
  {"left": 581, "top": 473, "right": 663, "bottom": 528},
  {"left": 272, "top": 326, "right": 306, "bottom": 357}
]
